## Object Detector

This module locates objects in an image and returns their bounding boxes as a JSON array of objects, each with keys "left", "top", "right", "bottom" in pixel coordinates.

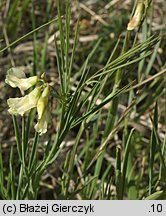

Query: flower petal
[
  {"left": 35, "top": 108, "right": 50, "bottom": 135},
  {"left": 7, "top": 87, "right": 41, "bottom": 116}
]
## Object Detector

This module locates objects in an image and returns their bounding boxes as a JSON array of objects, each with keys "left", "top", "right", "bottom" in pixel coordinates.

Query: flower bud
[{"left": 127, "top": 2, "right": 144, "bottom": 31}]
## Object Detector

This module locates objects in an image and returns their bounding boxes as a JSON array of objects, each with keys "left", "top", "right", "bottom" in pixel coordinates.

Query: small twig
[
  {"left": 125, "top": 68, "right": 166, "bottom": 92},
  {"left": 80, "top": 3, "right": 109, "bottom": 26}
]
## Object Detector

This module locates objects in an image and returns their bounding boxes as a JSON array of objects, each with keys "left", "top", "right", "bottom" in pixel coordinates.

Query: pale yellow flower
[
  {"left": 7, "top": 87, "right": 41, "bottom": 116},
  {"left": 34, "top": 84, "right": 50, "bottom": 135},
  {"left": 5, "top": 67, "right": 39, "bottom": 91},
  {"left": 36, "top": 83, "right": 49, "bottom": 119},
  {"left": 6, "top": 67, "right": 50, "bottom": 135},
  {"left": 34, "top": 107, "right": 50, "bottom": 135},
  {"left": 127, "top": 2, "right": 144, "bottom": 31}
]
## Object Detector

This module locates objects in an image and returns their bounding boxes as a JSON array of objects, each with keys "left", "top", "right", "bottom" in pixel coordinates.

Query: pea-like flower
[
  {"left": 5, "top": 67, "right": 39, "bottom": 91},
  {"left": 35, "top": 108, "right": 50, "bottom": 135},
  {"left": 7, "top": 87, "right": 41, "bottom": 116},
  {"left": 36, "top": 83, "right": 49, "bottom": 119},
  {"left": 35, "top": 84, "right": 50, "bottom": 135},
  {"left": 6, "top": 67, "right": 51, "bottom": 135}
]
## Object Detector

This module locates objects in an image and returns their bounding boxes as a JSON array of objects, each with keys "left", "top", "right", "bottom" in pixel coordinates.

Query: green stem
[
  {"left": 28, "top": 132, "right": 39, "bottom": 174},
  {"left": 12, "top": 116, "right": 22, "bottom": 161},
  {"left": 0, "top": 17, "right": 58, "bottom": 53},
  {"left": 22, "top": 116, "right": 26, "bottom": 170}
]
